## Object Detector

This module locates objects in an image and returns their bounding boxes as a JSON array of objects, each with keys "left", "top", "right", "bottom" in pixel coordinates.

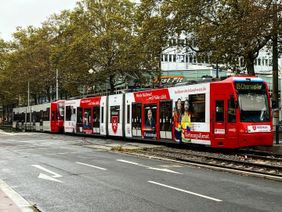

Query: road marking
[
  {"left": 148, "top": 181, "right": 222, "bottom": 202},
  {"left": 32, "top": 165, "right": 62, "bottom": 183},
  {"left": 117, "top": 159, "right": 140, "bottom": 166},
  {"left": 38, "top": 173, "right": 62, "bottom": 183},
  {"left": 76, "top": 162, "right": 107, "bottom": 171},
  {"left": 117, "top": 159, "right": 182, "bottom": 174},
  {"left": 32, "top": 165, "right": 62, "bottom": 178}
]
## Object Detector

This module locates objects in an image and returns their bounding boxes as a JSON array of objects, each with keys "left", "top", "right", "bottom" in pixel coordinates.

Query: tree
[
  {"left": 53, "top": 0, "right": 142, "bottom": 92},
  {"left": 134, "top": 0, "right": 171, "bottom": 85},
  {"left": 162, "top": 0, "right": 278, "bottom": 75}
]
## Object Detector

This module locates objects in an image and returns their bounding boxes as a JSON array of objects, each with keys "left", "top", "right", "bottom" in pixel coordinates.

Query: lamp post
[{"left": 56, "top": 69, "right": 59, "bottom": 100}]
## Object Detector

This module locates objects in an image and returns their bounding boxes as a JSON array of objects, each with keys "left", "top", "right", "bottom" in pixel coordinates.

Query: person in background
[
  {"left": 181, "top": 99, "right": 192, "bottom": 143},
  {"left": 145, "top": 109, "right": 155, "bottom": 130},
  {"left": 173, "top": 98, "right": 182, "bottom": 143}
]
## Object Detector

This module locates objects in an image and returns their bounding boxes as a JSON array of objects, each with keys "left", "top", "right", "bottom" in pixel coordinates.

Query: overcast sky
[{"left": 0, "top": 0, "right": 78, "bottom": 41}]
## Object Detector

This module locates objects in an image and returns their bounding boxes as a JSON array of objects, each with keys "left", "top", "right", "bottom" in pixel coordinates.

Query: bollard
[{"left": 276, "top": 124, "right": 279, "bottom": 144}]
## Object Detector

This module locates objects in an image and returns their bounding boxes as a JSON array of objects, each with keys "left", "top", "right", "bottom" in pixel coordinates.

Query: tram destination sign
[{"left": 235, "top": 82, "right": 263, "bottom": 91}]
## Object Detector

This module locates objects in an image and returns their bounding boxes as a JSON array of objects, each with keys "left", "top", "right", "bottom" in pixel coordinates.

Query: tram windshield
[{"left": 235, "top": 82, "right": 270, "bottom": 122}]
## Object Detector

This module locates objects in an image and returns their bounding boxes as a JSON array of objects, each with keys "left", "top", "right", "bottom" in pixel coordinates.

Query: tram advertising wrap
[{"left": 12, "top": 76, "right": 273, "bottom": 149}]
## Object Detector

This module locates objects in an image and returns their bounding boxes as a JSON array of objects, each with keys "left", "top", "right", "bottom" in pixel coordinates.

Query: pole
[
  {"left": 56, "top": 69, "right": 59, "bottom": 100},
  {"left": 216, "top": 62, "right": 219, "bottom": 79},
  {"left": 280, "top": 60, "right": 282, "bottom": 120},
  {"left": 273, "top": 0, "right": 279, "bottom": 143}
]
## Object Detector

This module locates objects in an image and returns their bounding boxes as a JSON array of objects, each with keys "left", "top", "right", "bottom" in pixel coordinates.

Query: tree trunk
[
  {"left": 109, "top": 75, "right": 115, "bottom": 94},
  {"left": 245, "top": 56, "right": 255, "bottom": 76}
]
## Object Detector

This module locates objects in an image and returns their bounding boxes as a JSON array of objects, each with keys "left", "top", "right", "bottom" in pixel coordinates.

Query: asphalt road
[{"left": 0, "top": 131, "right": 281, "bottom": 212}]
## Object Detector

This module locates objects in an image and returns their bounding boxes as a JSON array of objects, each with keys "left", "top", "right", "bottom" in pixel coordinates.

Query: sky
[{"left": 0, "top": 0, "right": 78, "bottom": 41}]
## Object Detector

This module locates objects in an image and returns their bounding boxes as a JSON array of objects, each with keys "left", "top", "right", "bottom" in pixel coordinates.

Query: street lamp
[{"left": 88, "top": 68, "right": 94, "bottom": 75}]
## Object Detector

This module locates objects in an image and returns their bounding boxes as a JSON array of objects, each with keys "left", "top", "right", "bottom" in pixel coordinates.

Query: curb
[{"left": 0, "top": 179, "right": 37, "bottom": 212}]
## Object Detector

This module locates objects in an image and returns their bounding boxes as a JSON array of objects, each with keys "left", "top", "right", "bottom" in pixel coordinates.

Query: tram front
[{"left": 235, "top": 78, "right": 273, "bottom": 147}]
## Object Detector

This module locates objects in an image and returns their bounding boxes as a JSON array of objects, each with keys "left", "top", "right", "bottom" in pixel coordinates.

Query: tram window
[
  {"left": 110, "top": 106, "right": 120, "bottom": 123},
  {"left": 101, "top": 107, "right": 104, "bottom": 123},
  {"left": 160, "top": 101, "right": 172, "bottom": 131},
  {"left": 58, "top": 102, "right": 64, "bottom": 118},
  {"left": 77, "top": 107, "right": 83, "bottom": 124},
  {"left": 228, "top": 99, "right": 236, "bottom": 123},
  {"left": 93, "top": 107, "right": 100, "bottom": 128},
  {"left": 32, "top": 112, "right": 36, "bottom": 123},
  {"left": 27, "top": 113, "right": 30, "bottom": 122},
  {"left": 45, "top": 108, "right": 50, "bottom": 121},
  {"left": 132, "top": 103, "right": 142, "bottom": 130},
  {"left": 36, "top": 112, "right": 40, "bottom": 122},
  {"left": 216, "top": 100, "right": 224, "bottom": 122},
  {"left": 190, "top": 94, "right": 205, "bottom": 122},
  {"left": 21, "top": 113, "right": 25, "bottom": 122},
  {"left": 66, "top": 106, "right": 72, "bottom": 121},
  {"left": 40, "top": 110, "right": 43, "bottom": 123},
  {"left": 127, "top": 105, "right": 130, "bottom": 124}
]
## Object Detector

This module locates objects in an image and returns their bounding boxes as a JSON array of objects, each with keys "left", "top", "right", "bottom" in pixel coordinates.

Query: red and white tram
[
  {"left": 13, "top": 100, "right": 64, "bottom": 133},
  {"left": 12, "top": 76, "right": 273, "bottom": 148}
]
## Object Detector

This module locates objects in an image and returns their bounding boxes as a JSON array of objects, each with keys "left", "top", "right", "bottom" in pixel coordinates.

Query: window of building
[
  {"left": 164, "top": 54, "right": 168, "bottom": 62},
  {"left": 258, "top": 58, "right": 261, "bottom": 65},
  {"left": 169, "top": 54, "right": 172, "bottom": 62},
  {"left": 189, "top": 55, "right": 193, "bottom": 63}
]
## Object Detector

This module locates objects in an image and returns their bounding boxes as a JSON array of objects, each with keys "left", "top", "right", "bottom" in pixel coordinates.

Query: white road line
[
  {"left": 117, "top": 159, "right": 182, "bottom": 174},
  {"left": 148, "top": 181, "right": 222, "bottom": 202},
  {"left": 76, "top": 162, "right": 107, "bottom": 171},
  {"left": 117, "top": 159, "right": 140, "bottom": 166},
  {"left": 32, "top": 165, "right": 62, "bottom": 178}
]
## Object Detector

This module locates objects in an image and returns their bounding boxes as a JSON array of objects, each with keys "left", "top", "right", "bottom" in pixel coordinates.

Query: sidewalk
[{"left": 0, "top": 180, "right": 35, "bottom": 212}]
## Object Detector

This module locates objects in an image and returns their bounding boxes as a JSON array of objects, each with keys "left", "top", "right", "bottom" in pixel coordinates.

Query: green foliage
[
  {"left": 162, "top": 0, "right": 280, "bottom": 75},
  {"left": 0, "top": 0, "right": 281, "bottom": 106}
]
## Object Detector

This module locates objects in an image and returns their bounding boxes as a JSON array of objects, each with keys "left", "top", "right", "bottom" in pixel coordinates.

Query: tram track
[{"left": 129, "top": 147, "right": 282, "bottom": 180}]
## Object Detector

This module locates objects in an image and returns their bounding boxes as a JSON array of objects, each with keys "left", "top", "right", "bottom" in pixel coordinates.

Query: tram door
[
  {"left": 213, "top": 95, "right": 238, "bottom": 146},
  {"left": 160, "top": 100, "right": 172, "bottom": 140},
  {"left": 93, "top": 106, "right": 100, "bottom": 134},
  {"left": 143, "top": 104, "right": 158, "bottom": 139},
  {"left": 214, "top": 96, "right": 226, "bottom": 142},
  {"left": 132, "top": 103, "right": 142, "bottom": 137}
]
